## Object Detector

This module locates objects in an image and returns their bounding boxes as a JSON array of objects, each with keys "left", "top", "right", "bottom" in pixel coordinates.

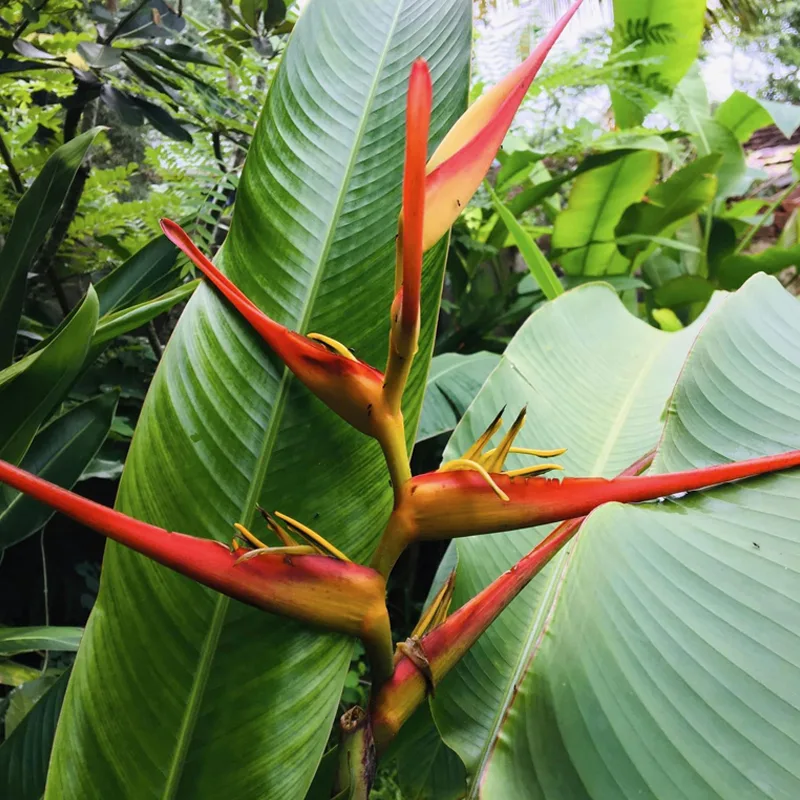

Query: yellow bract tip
[
  {"left": 273, "top": 511, "right": 352, "bottom": 562},
  {"left": 307, "top": 332, "right": 357, "bottom": 361},
  {"left": 234, "top": 522, "right": 269, "bottom": 550}
]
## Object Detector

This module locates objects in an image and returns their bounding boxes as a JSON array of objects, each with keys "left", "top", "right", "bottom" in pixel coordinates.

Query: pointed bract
[
  {"left": 419, "top": 0, "right": 583, "bottom": 250},
  {"left": 160, "top": 220, "right": 392, "bottom": 438},
  {"left": 0, "top": 458, "right": 393, "bottom": 680},
  {"left": 399, "top": 58, "right": 431, "bottom": 336}
]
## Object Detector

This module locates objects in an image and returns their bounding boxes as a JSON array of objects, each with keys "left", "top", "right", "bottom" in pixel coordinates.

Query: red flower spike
[
  {"left": 419, "top": 0, "right": 583, "bottom": 251},
  {"left": 399, "top": 58, "right": 431, "bottom": 341},
  {"left": 371, "top": 447, "right": 800, "bottom": 576},
  {"left": 384, "top": 60, "right": 433, "bottom": 417},
  {"left": 159, "top": 220, "right": 405, "bottom": 446},
  {"left": 369, "top": 451, "right": 651, "bottom": 750},
  {"left": 0, "top": 459, "right": 395, "bottom": 683}
]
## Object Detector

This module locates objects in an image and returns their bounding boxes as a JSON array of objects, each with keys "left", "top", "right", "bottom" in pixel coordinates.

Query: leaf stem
[{"left": 735, "top": 178, "right": 800, "bottom": 255}]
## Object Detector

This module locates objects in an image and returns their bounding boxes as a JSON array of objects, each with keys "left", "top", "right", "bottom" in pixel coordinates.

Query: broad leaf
[
  {"left": 418, "top": 352, "right": 500, "bottom": 442},
  {"left": 46, "top": 2, "right": 472, "bottom": 798},
  {"left": 0, "top": 670, "right": 69, "bottom": 800},
  {"left": 616, "top": 154, "right": 721, "bottom": 264},
  {"left": 611, "top": 0, "right": 706, "bottom": 128},
  {"left": 718, "top": 243, "right": 800, "bottom": 290},
  {"left": 0, "top": 393, "right": 118, "bottom": 550},
  {"left": 552, "top": 151, "right": 659, "bottom": 276},
  {"left": 662, "top": 69, "right": 746, "bottom": 200},
  {"left": 0, "top": 627, "right": 83, "bottom": 656},
  {"left": 393, "top": 705, "right": 467, "bottom": 800},
  {"left": 0, "top": 288, "right": 98, "bottom": 466},
  {"left": 715, "top": 90, "right": 800, "bottom": 142},
  {"left": 432, "top": 275, "right": 800, "bottom": 798},
  {"left": 0, "top": 128, "right": 103, "bottom": 366},
  {"left": 430, "top": 282, "right": 713, "bottom": 795}
]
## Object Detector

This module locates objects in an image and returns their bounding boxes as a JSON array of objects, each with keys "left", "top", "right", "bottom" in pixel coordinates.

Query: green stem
[
  {"left": 336, "top": 707, "right": 375, "bottom": 800},
  {"left": 735, "top": 179, "right": 800, "bottom": 255}
]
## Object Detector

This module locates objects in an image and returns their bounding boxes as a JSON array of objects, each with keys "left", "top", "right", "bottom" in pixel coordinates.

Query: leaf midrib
[
  {"left": 158, "top": 2, "right": 405, "bottom": 794},
  {"left": 466, "top": 339, "right": 670, "bottom": 799}
]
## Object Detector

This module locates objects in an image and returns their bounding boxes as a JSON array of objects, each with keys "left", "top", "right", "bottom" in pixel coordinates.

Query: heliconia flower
[
  {"left": 160, "top": 219, "right": 412, "bottom": 492},
  {"left": 370, "top": 409, "right": 800, "bottom": 575},
  {"left": 371, "top": 450, "right": 654, "bottom": 751},
  {"left": 0, "top": 458, "right": 395, "bottom": 684},
  {"left": 418, "top": 0, "right": 583, "bottom": 251}
]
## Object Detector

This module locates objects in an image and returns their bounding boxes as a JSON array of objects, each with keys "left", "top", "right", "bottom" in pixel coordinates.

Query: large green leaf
[
  {"left": 432, "top": 275, "right": 800, "bottom": 798},
  {"left": 715, "top": 90, "right": 800, "bottom": 142},
  {"left": 429, "top": 282, "right": 713, "bottom": 795},
  {"left": 662, "top": 69, "right": 747, "bottom": 200},
  {"left": 610, "top": 0, "right": 706, "bottom": 128},
  {"left": 0, "top": 128, "right": 104, "bottom": 367},
  {"left": 0, "top": 670, "right": 69, "bottom": 800},
  {"left": 552, "top": 151, "right": 659, "bottom": 276},
  {"left": 46, "top": 1, "right": 471, "bottom": 798},
  {"left": 0, "top": 393, "right": 117, "bottom": 550},
  {"left": 0, "top": 288, "right": 99, "bottom": 466},
  {"left": 418, "top": 352, "right": 500, "bottom": 442}
]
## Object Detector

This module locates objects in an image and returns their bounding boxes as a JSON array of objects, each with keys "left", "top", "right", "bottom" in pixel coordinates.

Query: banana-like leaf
[
  {"left": 0, "top": 393, "right": 118, "bottom": 550},
  {"left": 432, "top": 274, "right": 800, "bottom": 798},
  {"left": 615, "top": 154, "right": 721, "bottom": 265},
  {"left": 418, "top": 352, "right": 500, "bottom": 442},
  {"left": 552, "top": 151, "right": 659, "bottom": 276},
  {"left": 45, "top": 2, "right": 471, "bottom": 798},
  {"left": 611, "top": 0, "right": 706, "bottom": 128},
  {"left": 0, "top": 128, "right": 104, "bottom": 367}
]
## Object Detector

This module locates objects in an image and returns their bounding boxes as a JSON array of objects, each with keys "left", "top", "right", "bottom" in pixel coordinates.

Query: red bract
[{"left": 0, "top": 458, "right": 394, "bottom": 682}]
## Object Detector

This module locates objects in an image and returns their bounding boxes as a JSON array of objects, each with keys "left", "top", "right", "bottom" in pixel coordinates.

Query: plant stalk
[{"left": 735, "top": 178, "right": 800, "bottom": 255}]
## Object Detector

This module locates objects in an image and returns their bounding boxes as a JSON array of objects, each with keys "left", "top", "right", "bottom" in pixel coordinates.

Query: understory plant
[{"left": 2, "top": 1, "right": 800, "bottom": 798}]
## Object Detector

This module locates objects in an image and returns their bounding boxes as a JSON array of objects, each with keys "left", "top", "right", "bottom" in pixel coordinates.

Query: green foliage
[
  {"left": 43, "top": 2, "right": 472, "bottom": 798},
  {"left": 431, "top": 275, "right": 800, "bottom": 798},
  {"left": 611, "top": 0, "right": 707, "bottom": 128}
]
